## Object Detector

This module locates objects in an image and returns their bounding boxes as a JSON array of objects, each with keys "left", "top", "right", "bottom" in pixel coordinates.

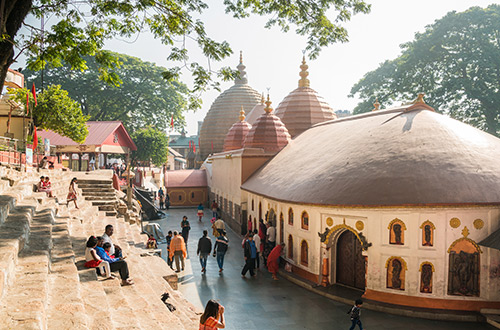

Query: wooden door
[{"left": 336, "top": 230, "right": 365, "bottom": 290}]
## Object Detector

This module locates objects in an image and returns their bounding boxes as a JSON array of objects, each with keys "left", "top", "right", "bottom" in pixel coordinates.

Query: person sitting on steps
[
  {"left": 84, "top": 236, "right": 114, "bottom": 280},
  {"left": 102, "top": 224, "right": 123, "bottom": 258},
  {"left": 95, "top": 236, "right": 134, "bottom": 286}
]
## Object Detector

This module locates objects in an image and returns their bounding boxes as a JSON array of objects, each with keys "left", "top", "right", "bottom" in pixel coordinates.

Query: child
[
  {"left": 67, "top": 177, "right": 78, "bottom": 209},
  {"left": 84, "top": 236, "right": 113, "bottom": 279},
  {"left": 348, "top": 299, "right": 364, "bottom": 330},
  {"left": 147, "top": 234, "right": 158, "bottom": 249},
  {"left": 103, "top": 242, "right": 113, "bottom": 256},
  {"left": 43, "top": 176, "right": 53, "bottom": 197},
  {"left": 197, "top": 203, "right": 204, "bottom": 222}
]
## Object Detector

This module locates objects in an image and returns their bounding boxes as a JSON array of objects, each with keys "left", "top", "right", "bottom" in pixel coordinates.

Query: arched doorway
[
  {"left": 279, "top": 212, "right": 284, "bottom": 244},
  {"left": 336, "top": 230, "right": 365, "bottom": 290},
  {"left": 268, "top": 208, "right": 276, "bottom": 226}
]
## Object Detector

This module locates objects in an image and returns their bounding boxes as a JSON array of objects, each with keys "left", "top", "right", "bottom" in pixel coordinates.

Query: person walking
[
  {"left": 166, "top": 231, "right": 173, "bottom": 269},
  {"left": 197, "top": 203, "right": 204, "bottom": 221},
  {"left": 199, "top": 300, "right": 225, "bottom": 329},
  {"left": 165, "top": 193, "right": 170, "bottom": 210},
  {"left": 211, "top": 200, "right": 218, "bottom": 218},
  {"left": 169, "top": 231, "right": 187, "bottom": 272},
  {"left": 67, "top": 177, "right": 79, "bottom": 209},
  {"left": 241, "top": 234, "right": 257, "bottom": 278},
  {"left": 181, "top": 216, "right": 191, "bottom": 244},
  {"left": 213, "top": 231, "right": 229, "bottom": 272},
  {"left": 348, "top": 299, "right": 365, "bottom": 330},
  {"left": 159, "top": 194, "right": 165, "bottom": 210},
  {"left": 214, "top": 217, "right": 226, "bottom": 237},
  {"left": 197, "top": 230, "right": 212, "bottom": 273},
  {"left": 266, "top": 222, "right": 276, "bottom": 250},
  {"left": 267, "top": 243, "right": 284, "bottom": 280},
  {"left": 252, "top": 229, "right": 261, "bottom": 269}
]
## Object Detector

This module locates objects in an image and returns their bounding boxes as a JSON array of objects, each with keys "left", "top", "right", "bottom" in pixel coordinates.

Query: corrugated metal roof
[
  {"left": 38, "top": 121, "right": 136, "bottom": 150},
  {"left": 166, "top": 169, "right": 207, "bottom": 188}
]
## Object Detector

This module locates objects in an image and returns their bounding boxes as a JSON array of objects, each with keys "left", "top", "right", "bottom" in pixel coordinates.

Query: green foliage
[
  {"left": 23, "top": 52, "right": 190, "bottom": 132},
  {"left": 5, "top": 0, "right": 370, "bottom": 91},
  {"left": 10, "top": 85, "right": 89, "bottom": 143},
  {"left": 131, "top": 127, "right": 169, "bottom": 167},
  {"left": 349, "top": 5, "right": 500, "bottom": 136}
]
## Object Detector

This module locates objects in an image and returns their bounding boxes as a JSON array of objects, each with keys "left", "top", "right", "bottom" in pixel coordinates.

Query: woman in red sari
[{"left": 267, "top": 243, "right": 285, "bottom": 280}]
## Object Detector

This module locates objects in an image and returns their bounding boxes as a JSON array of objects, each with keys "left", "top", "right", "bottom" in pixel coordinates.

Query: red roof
[
  {"left": 38, "top": 121, "right": 137, "bottom": 150},
  {"left": 166, "top": 170, "right": 207, "bottom": 188}
]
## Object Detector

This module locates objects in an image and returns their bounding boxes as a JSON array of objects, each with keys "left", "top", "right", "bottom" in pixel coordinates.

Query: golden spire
[
  {"left": 239, "top": 50, "right": 243, "bottom": 64},
  {"left": 239, "top": 106, "right": 246, "bottom": 122},
  {"left": 414, "top": 92, "right": 425, "bottom": 104},
  {"left": 260, "top": 92, "right": 265, "bottom": 104},
  {"left": 372, "top": 98, "right": 380, "bottom": 111},
  {"left": 264, "top": 94, "right": 273, "bottom": 114},
  {"left": 298, "top": 55, "right": 310, "bottom": 88}
]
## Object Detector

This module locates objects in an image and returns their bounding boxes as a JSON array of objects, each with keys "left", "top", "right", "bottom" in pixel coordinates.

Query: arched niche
[
  {"left": 386, "top": 256, "right": 407, "bottom": 290},
  {"left": 419, "top": 262, "right": 435, "bottom": 293},
  {"left": 388, "top": 218, "right": 406, "bottom": 245},
  {"left": 420, "top": 220, "right": 435, "bottom": 247}
]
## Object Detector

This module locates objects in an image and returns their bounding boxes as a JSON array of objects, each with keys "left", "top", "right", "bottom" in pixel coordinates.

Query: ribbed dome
[
  {"left": 199, "top": 53, "right": 261, "bottom": 158},
  {"left": 223, "top": 108, "right": 252, "bottom": 151},
  {"left": 246, "top": 94, "right": 266, "bottom": 125},
  {"left": 243, "top": 96, "right": 291, "bottom": 153},
  {"left": 242, "top": 101, "right": 500, "bottom": 207},
  {"left": 274, "top": 56, "right": 336, "bottom": 138}
]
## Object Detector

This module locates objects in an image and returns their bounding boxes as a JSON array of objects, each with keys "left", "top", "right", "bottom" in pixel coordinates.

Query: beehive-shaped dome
[
  {"left": 243, "top": 95, "right": 291, "bottom": 153},
  {"left": 245, "top": 94, "right": 266, "bottom": 125},
  {"left": 274, "top": 56, "right": 337, "bottom": 138},
  {"left": 199, "top": 53, "right": 261, "bottom": 158},
  {"left": 223, "top": 108, "right": 252, "bottom": 151}
]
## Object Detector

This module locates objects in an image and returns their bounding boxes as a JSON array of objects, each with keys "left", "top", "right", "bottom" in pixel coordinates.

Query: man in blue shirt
[
  {"left": 96, "top": 237, "right": 133, "bottom": 286},
  {"left": 241, "top": 234, "right": 257, "bottom": 278}
]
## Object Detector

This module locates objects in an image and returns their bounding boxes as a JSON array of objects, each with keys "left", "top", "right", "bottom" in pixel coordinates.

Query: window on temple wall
[
  {"left": 420, "top": 220, "right": 435, "bottom": 247},
  {"left": 288, "top": 208, "right": 294, "bottom": 225},
  {"left": 301, "top": 211, "right": 309, "bottom": 230},
  {"left": 447, "top": 229, "right": 481, "bottom": 297},
  {"left": 386, "top": 257, "right": 407, "bottom": 290},
  {"left": 388, "top": 218, "right": 406, "bottom": 245},
  {"left": 288, "top": 235, "right": 293, "bottom": 260},
  {"left": 258, "top": 202, "right": 262, "bottom": 221},
  {"left": 300, "top": 240, "right": 308, "bottom": 266},
  {"left": 279, "top": 212, "right": 284, "bottom": 244},
  {"left": 419, "top": 262, "right": 434, "bottom": 293}
]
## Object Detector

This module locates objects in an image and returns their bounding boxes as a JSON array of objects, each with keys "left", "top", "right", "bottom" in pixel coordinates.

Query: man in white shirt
[
  {"left": 267, "top": 223, "right": 276, "bottom": 250},
  {"left": 102, "top": 224, "right": 122, "bottom": 258},
  {"left": 252, "top": 229, "right": 261, "bottom": 269}
]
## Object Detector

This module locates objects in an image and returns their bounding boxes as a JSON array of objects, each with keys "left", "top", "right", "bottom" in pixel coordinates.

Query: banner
[{"left": 44, "top": 138, "right": 50, "bottom": 156}]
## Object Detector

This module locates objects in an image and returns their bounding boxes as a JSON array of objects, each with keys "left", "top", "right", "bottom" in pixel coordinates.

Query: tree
[
  {"left": 349, "top": 5, "right": 500, "bottom": 136},
  {"left": 2, "top": 0, "right": 370, "bottom": 92},
  {"left": 22, "top": 52, "right": 191, "bottom": 131},
  {"left": 131, "top": 127, "right": 168, "bottom": 167},
  {"left": 10, "top": 84, "right": 89, "bottom": 142}
]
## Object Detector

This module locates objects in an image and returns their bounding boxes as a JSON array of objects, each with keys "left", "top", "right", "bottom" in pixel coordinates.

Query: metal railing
[{"left": 0, "top": 136, "right": 19, "bottom": 165}]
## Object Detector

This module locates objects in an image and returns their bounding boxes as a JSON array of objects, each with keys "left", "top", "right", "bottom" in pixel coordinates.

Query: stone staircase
[
  {"left": 78, "top": 179, "right": 119, "bottom": 217},
  {"left": 0, "top": 168, "right": 201, "bottom": 330}
]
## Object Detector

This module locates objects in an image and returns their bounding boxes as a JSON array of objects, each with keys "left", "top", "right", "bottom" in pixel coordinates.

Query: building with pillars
[
  {"left": 38, "top": 121, "right": 136, "bottom": 171},
  {"left": 201, "top": 55, "right": 500, "bottom": 315}
]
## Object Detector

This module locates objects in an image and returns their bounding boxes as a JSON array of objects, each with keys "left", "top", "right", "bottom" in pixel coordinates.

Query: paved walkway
[{"left": 155, "top": 208, "right": 495, "bottom": 330}]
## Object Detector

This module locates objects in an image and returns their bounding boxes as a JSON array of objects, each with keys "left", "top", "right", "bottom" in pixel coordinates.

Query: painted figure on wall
[
  {"left": 423, "top": 225, "right": 432, "bottom": 246},
  {"left": 420, "top": 263, "right": 433, "bottom": 293},
  {"left": 391, "top": 259, "right": 402, "bottom": 289},
  {"left": 393, "top": 224, "right": 402, "bottom": 245},
  {"left": 389, "top": 219, "right": 405, "bottom": 245},
  {"left": 448, "top": 250, "right": 480, "bottom": 296}
]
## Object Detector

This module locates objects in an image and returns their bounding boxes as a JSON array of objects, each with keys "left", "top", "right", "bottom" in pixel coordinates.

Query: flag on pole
[
  {"left": 26, "top": 92, "right": 29, "bottom": 114},
  {"left": 193, "top": 143, "right": 196, "bottom": 153},
  {"left": 189, "top": 140, "right": 192, "bottom": 149},
  {"left": 170, "top": 115, "right": 174, "bottom": 129},
  {"left": 31, "top": 83, "right": 37, "bottom": 106},
  {"left": 33, "top": 126, "right": 38, "bottom": 150}
]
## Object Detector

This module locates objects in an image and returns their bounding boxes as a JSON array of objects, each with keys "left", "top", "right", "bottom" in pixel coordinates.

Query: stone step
[
  {"left": 82, "top": 192, "right": 117, "bottom": 198},
  {"left": 77, "top": 180, "right": 113, "bottom": 185},
  {"left": 84, "top": 196, "right": 119, "bottom": 201},
  {"left": 106, "top": 211, "right": 118, "bottom": 217},
  {"left": 77, "top": 183, "right": 113, "bottom": 189},
  {"left": 81, "top": 187, "right": 116, "bottom": 193},
  {"left": 90, "top": 200, "right": 117, "bottom": 206},
  {"left": 98, "top": 205, "right": 116, "bottom": 212},
  {"left": 0, "top": 208, "right": 52, "bottom": 329}
]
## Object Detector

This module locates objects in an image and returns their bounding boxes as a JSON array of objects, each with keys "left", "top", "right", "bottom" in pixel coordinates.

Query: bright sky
[{"left": 19, "top": 0, "right": 500, "bottom": 135}]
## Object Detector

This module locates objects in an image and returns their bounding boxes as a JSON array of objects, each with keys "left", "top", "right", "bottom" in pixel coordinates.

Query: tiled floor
[{"left": 155, "top": 208, "right": 495, "bottom": 330}]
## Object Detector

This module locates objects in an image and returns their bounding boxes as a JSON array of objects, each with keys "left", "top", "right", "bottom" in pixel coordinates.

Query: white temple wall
[{"left": 210, "top": 155, "right": 243, "bottom": 206}]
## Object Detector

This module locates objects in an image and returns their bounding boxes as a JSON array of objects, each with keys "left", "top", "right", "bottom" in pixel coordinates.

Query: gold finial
[
  {"left": 298, "top": 55, "right": 310, "bottom": 88},
  {"left": 239, "top": 50, "right": 243, "bottom": 64},
  {"left": 372, "top": 98, "right": 380, "bottom": 111},
  {"left": 260, "top": 92, "right": 265, "bottom": 104},
  {"left": 462, "top": 226, "right": 470, "bottom": 238},
  {"left": 414, "top": 92, "right": 425, "bottom": 104},
  {"left": 264, "top": 93, "right": 273, "bottom": 114},
  {"left": 239, "top": 106, "right": 246, "bottom": 122}
]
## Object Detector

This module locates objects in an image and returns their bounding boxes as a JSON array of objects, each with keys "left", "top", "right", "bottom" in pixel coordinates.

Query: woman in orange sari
[{"left": 267, "top": 243, "right": 284, "bottom": 280}]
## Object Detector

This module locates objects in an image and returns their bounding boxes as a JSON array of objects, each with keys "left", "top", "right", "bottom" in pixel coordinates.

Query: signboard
[
  {"left": 25, "top": 145, "right": 33, "bottom": 172},
  {"left": 44, "top": 138, "right": 50, "bottom": 156}
]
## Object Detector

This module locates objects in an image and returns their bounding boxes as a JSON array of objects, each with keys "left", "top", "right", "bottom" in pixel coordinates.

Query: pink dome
[
  {"left": 244, "top": 96, "right": 291, "bottom": 153},
  {"left": 223, "top": 108, "right": 252, "bottom": 151}
]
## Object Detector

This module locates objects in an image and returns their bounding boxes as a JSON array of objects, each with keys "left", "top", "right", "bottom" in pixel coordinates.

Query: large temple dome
[
  {"left": 199, "top": 53, "right": 261, "bottom": 159},
  {"left": 242, "top": 98, "right": 500, "bottom": 206},
  {"left": 274, "top": 56, "right": 336, "bottom": 138}
]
